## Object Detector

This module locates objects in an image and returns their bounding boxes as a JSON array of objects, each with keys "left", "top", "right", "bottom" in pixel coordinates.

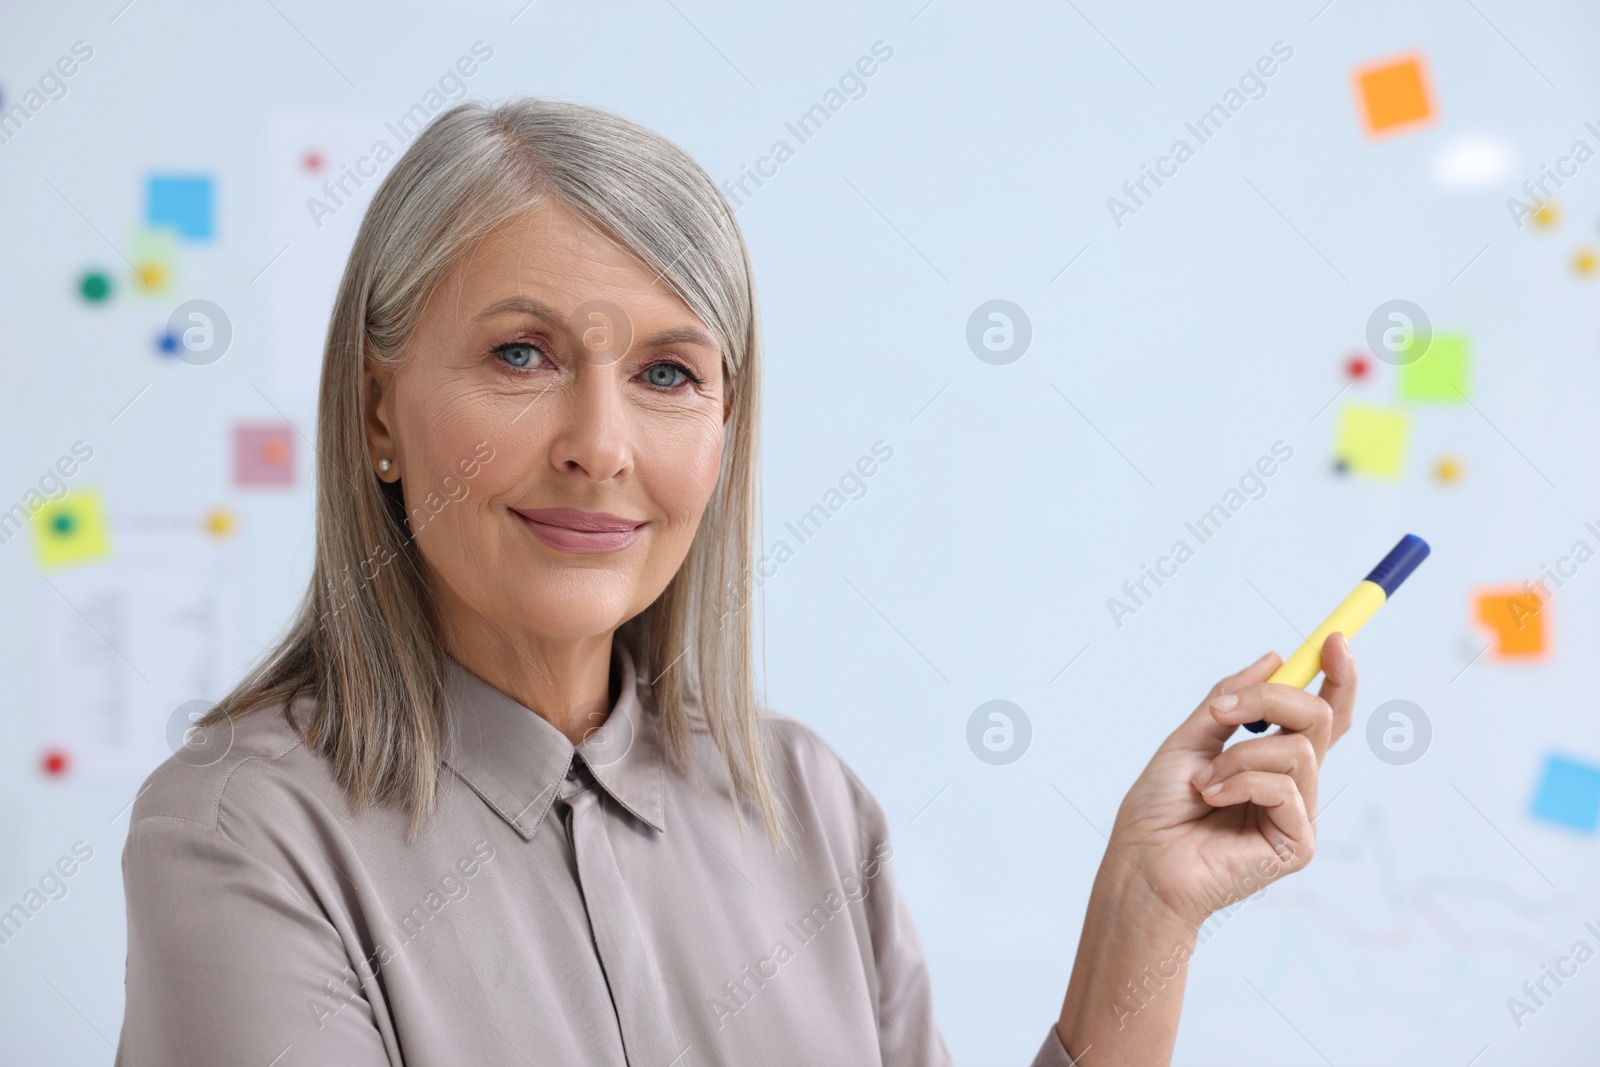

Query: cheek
[
  {"left": 641, "top": 414, "right": 724, "bottom": 523},
  {"left": 396, "top": 387, "right": 517, "bottom": 556},
  {"left": 405, "top": 387, "right": 506, "bottom": 490}
]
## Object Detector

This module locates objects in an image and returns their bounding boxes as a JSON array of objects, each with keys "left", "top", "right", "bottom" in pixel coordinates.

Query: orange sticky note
[
  {"left": 1474, "top": 586, "right": 1547, "bottom": 658},
  {"left": 1354, "top": 53, "right": 1435, "bottom": 136}
]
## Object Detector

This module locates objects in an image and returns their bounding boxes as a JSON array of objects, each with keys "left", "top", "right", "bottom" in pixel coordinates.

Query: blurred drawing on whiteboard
[{"left": 36, "top": 508, "right": 242, "bottom": 780}]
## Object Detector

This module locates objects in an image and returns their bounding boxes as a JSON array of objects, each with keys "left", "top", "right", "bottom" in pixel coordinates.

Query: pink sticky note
[{"left": 234, "top": 423, "right": 295, "bottom": 487}]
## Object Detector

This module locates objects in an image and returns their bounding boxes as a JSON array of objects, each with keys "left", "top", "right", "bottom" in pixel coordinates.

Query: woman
[{"left": 116, "top": 98, "right": 1356, "bottom": 1066}]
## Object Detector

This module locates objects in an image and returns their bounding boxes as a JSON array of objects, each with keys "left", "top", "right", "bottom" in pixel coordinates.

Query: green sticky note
[
  {"left": 1335, "top": 404, "right": 1409, "bottom": 478},
  {"left": 1399, "top": 332, "right": 1469, "bottom": 402}
]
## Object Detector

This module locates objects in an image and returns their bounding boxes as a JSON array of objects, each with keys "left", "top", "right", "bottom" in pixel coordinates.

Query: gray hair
[{"left": 198, "top": 98, "right": 785, "bottom": 848}]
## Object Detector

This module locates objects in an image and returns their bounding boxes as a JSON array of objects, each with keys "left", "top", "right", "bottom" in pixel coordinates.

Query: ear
[{"left": 364, "top": 357, "right": 401, "bottom": 482}]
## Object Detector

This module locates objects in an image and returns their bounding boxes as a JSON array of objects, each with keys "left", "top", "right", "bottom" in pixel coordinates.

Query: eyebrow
[
  {"left": 637, "top": 325, "right": 719, "bottom": 350},
  {"left": 474, "top": 295, "right": 720, "bottom": 352}
]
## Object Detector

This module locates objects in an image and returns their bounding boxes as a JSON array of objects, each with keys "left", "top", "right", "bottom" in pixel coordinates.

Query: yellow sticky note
[
  {"left": 32, "top": 491, "right": 112, "bottom": 570},
  {"left": 1474, "top": 586, "right": 1547, "bottom": 658},
  {"left": 1335, "top": 404, "right": 1409, "bottom": 478},
  {"left": 1400, "top": 332, "right": 1469, "bottom": 402}
]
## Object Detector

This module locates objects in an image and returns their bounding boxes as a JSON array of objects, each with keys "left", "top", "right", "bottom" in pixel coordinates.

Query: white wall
[{"left": 2, "top": 1, "right": 1597, "bottom": 1062}]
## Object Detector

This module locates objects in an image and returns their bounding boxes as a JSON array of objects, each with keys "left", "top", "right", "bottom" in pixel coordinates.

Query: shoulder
[
  {"left": 126, "top": 692, "right": 339, "bottom": 840},
  {"left": 763, "top": 711, "right": 861, "bottom": 788},
  {"left": 121, "top": 692, "right": 386, "bottom": 924},
  {"left": 761, "top": 711, "right": 891, "bottom": 849}
]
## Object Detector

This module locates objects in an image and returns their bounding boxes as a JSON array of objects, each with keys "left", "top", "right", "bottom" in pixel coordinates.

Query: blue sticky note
[
  {"left": 1530, "top": 754, "right": 1600, "bottom": 833},
  {"left": 147, "top": 175, "right": 214, "bottom": 241}
]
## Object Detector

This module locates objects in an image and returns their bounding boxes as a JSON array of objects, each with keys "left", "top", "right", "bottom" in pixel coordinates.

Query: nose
[{"left": 548, "top": 361, "right": 632, "bottom": 482}]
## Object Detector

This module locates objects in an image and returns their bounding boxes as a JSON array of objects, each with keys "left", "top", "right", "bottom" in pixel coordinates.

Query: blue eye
[
  {"left": 493, "top": 341, "right": 542, "bottom": 369},
  {"left": 644, "top": 362, "right": 694, "bottom": 390}
]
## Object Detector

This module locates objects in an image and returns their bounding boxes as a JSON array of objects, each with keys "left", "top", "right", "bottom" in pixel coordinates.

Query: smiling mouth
[{"left": 510, "top": 507, "right": 646, "bottom": 555}]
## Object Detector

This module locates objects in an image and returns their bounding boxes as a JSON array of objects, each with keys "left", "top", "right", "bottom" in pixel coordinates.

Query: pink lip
[{"left": 511, "top": 507, "right": 646, "bottom": 555}]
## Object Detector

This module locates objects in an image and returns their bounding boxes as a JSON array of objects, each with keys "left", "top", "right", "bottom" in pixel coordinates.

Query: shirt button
[{"left": 565, "top": 764, "right": 579, "bottom": 782}]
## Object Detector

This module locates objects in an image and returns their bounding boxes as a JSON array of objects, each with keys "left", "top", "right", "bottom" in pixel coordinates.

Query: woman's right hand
[
  {"left": 1107, "top": 633, "right": 1356, "bottom": 929},
  {"left": 1053, "top": 635, "right": 1358, "bottom": 1066}
]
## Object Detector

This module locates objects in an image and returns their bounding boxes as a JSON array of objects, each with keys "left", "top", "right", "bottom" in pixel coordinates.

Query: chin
[{"left": 513, "top": 578, "right": 640, "bottom": 639}]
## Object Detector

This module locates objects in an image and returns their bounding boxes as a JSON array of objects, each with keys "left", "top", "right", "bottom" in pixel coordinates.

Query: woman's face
[{"left": 364, "top": 199, "right": 729, "bottom": 653}]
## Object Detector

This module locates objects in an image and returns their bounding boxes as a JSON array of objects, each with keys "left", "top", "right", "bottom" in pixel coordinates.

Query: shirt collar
[{"left": 441, "top": 636, "right": 666, "bottom": 839}]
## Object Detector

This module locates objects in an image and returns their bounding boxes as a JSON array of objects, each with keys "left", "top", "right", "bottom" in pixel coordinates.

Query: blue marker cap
[{"left": 1363, "top": 534, "right": 1431, "bottom": 597}]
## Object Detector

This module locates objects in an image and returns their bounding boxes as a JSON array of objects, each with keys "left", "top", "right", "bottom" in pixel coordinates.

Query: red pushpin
[
  {"left": 1345, "top": 352, "right": 1370, "bottom": 380},
  {"left": 40, "top": 747, "right": 71, "bottom": 778},
  {"left": 302, "top": 149, "right": 325, "bottom": 173}
]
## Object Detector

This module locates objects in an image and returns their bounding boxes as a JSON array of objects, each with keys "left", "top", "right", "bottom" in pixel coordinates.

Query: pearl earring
[{"left": 378, "top": 458, "right": 392, "bottom": 473}]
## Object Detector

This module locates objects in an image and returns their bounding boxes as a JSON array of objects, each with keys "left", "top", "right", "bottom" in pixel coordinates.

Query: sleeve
[
  {"left": 841, "top": 763, "right": 1080, "bottom": 1067},
  {"left": 839, "top": 761, "right": 950, "bottom": 1067},
  {"left": 116, "top": 813, "right": 393, "bottom": 1067},
  {"left": 1029, "top": 1023, "right": 1082, "bottom": 1066}
]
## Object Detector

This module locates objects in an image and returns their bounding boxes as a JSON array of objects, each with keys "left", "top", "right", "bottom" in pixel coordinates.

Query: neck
[{"left": 438, "top": 611, "right": 619, "bottom": 746}]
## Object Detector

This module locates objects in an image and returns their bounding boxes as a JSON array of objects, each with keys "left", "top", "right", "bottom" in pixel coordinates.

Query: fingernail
[
  {"left": 1203, "top": 779, "right": 1226, "bottom": 796},
  {"left": 1192, "top": 762, "right": 1215, "bottom": 788},
  {"left": 1210, "top": 693, "right": 1239, "bottom": 714},
  {"left": 1252, "top": 651, "right": 1273, "bottom": 666}
]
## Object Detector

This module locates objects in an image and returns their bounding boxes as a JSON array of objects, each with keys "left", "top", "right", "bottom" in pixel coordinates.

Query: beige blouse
[{"left": 117, "top": 637, "right": 1078, "bottom": 1066}]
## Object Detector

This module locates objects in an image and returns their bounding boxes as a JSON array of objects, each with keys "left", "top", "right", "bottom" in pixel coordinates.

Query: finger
[
  {"left": 1206, "top": 682, "right": 1335, "bottom": 755},
  {"left": 1195, "top": 770, "right": 1314, "bottom": 866},
  {"left": 1171, "top": 651, "right": 1285, "bottom": 748},
  {"left": 1316, "top": 631, "right": 1358, "bottom": 746},
  {"left": 1192, "top": 732, "right": 1318, "bottom": 814},
  {"left": 1207, "top": 650, "right": 1284, "bottom": 702}
]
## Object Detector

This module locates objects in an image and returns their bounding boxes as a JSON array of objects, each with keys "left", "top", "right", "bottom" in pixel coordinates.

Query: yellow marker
[{"left": 1245, "top": 534, "right": 1431, "bottom": 731}]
